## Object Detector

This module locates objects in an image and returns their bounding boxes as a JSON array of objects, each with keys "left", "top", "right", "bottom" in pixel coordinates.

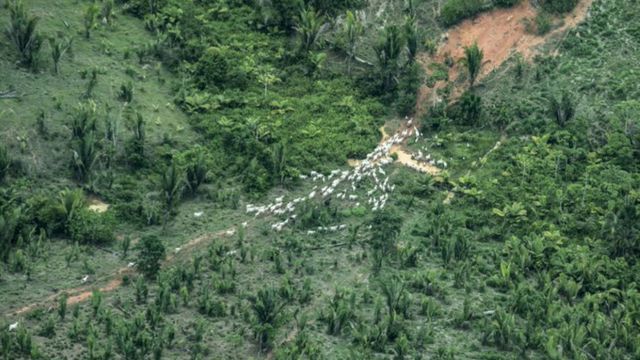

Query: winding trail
[
  {"left": 4, "top": 0, "right": 594, "bottom": 320},
  {"left": 6, "top": 229, "right": 234, "bottom": 317}
]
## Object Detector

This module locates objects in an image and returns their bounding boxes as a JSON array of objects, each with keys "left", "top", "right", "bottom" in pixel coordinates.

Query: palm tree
[
  {"left": 71, "top": 101, "right": 97, "bottom": 140},
  {"left": 374, "top": 26, "right": 404, "bottom": 92},
  {"left": 295, "top": 6, "right": 328, "bottom": 55},
  {"left": 57, "top": 188, "right": 85, "bottom": 226},
  {"left": 83, "top": 4, "right": 99, "bottom": 39},
  {"left": 72, "top": 132, "right": 98, "bottom": 184},
  {"left": 461, "top": 42, "right": 483, "bottom": 88},
  {"left": 4, "top": 0, "right": 42, "bottom": 70},
  {"left": 548, "top": 90, "right": 575, "bottom": 127},
  {"left": 271, "top": 142, "right": 287, "bottom": 186},
  {"left": 404, "top": 16, "right": 419, "bottom": 64},
  {"left": 49, "top": 37, "right": 72, "bottom": 74},
  {"left": 343, "top": 10, "right": 363, "bottom": 75},
  {"left": 160, "top": 160, "right": 184, "bottom": 218},
  {"left": 186, "top": 152, "right": 209, "bottom": 195},
  {"left": 250, "top": 288, "right": 285, "bottom": 351}
]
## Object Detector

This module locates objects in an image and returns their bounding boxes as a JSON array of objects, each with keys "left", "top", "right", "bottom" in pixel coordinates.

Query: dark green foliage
[
  {"left": 118, "top": 82, "right": 133, "bottom": 103},
  {"left": 440, "top": 0, "right": 483, "bottom": 26},
  {"left": 270, "top": 142, "right": 287, "bottom": 186},
  {"left": 194, "top": 47, "right": 230, "bottom": 90},
  {"left": 58, "top": 293, "right": 68, "bottom": 320},
  {"left": 82, "top": 68, "right": 99, "bottom": 99},
  {"left": 249, "top": 287, "right": 285, "bottom": 351},
  {"left": 374, "top": 25, "right": 404, "bottom": 92},
  {"left": 604, "top": 198, "right": 640, "bottom": 257},
  {"left": 160, "top": 160, "right": 184, "bottom": 216},
  {"left": 461, "top": 42, "right": 483, "bottom": 87},
  {"left": 136, "top": 235, "right": 166, "bottom": 279},
  {"left": 455, "top": 91, "right": 482, "bottom": 125},
  {"left": 404, "top": 17, "right": 419, "bottom": 65},
  {"left": 126, "top": 112, "right": 146, "bottom": 167},
  {"left": 540, "top": 0, "right": 579, "bottom": 14},
  {"left": 68, "top": 209, "right": 115, "bottom": 245},
  {"left": 494, "top": 0, "right": 519, "bottom": 6},
  {"left": 4, "top": 0, "right": 42, "bottom": 70},
  {"left": 295, "top": 6, "right": 328, "bottom": 55},
  {"left": 342, "top": 10, "right": 364, "bottom": 75},
  {"left": 0, "top": 206, "right": 22, "bottom": 262},
  {"left": 320, "top": 288, "right": 356, "bottom": 335},
  {"left": 71, "top": 132, "right": 98, "bottom": 184},
  {"left": 535, "top": 11, "right": 552, "bottom": 35},
  {"left": 548, "top": 90, "right": 575, "bottom": 127},
  {"left": 369, "top": 207, "right": 403, "bottom": 257},
  {"left": 0, "top": 147, "right": 11, "bottom": 183}
]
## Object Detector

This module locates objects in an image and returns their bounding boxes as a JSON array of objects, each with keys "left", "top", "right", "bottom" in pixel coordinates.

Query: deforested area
[{"left": 1, "top": 0, "right": 639, "bottom": 359}]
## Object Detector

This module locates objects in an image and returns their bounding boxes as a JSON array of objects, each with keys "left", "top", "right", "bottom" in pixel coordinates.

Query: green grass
[
  {"left": 2, "top": 0, "right": 640, "bottom": 359},
  {"left": 0, "top": 0, "right": 195, "bottom": 182}
]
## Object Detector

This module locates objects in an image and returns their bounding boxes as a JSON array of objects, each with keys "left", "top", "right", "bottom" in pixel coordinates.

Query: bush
[
  {"left": 535, "top": 11, "right": 552, "bottom": 35},
  {"left": 194, "top": 47, "right": 230, "bottom": 90},
  {"left": 0, "top": 146, "right": 10, "bottom": 183},
  {"left": 68, "top": 209, "right": 115, "bottom": 245},
  {"left": 494, "top": 0, "right": 519, "bottom": 7},
  {"left": 539, "top": 0, "right": 578, "bottom": 14},
  {"left": 4, "top": 0, "right": 42, "bottom": 70},
  {"left": 440, "top": 0, "right": 484, "bottom": 26},
  {"left": 136, "top": 235, "right": 166, "bottom": 279},
  {"left": 454, "top": 91, "right": 482, "bottom": 125}
]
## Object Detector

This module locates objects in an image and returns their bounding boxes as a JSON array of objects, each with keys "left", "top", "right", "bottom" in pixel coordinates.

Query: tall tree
[
  {"left": 295, "top": 6, "right": 329, "bottom": 55},
  {"left": 343, "top": 10, "right": 363, "bottom": 75},
  {"left": 461, "top": 42, "right": 483, "bottom": 88},
  {"left": 404, "top": 16, "right": 419, "bottom": 65},
  {"left": 374, "top": 25, "right": 404, "bottom": 92},
  {"left": 160, "top": 160, "right": 184, "bottom": 219}
]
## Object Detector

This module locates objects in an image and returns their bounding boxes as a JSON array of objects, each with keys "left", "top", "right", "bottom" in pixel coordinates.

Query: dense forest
[{"left": 1, "top": 0, "right": 639, "bottom": 358}]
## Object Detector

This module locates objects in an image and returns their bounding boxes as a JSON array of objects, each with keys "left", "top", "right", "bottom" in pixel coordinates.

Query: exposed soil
[
  {"left": 416, "top": 0, "right": 593, "bottom": 112},
  {"left": 87, "top": 196, "right": 110, "bottom": 213},
  {"left": 6, "top": 228, "right": 236, "bottom": 317}
]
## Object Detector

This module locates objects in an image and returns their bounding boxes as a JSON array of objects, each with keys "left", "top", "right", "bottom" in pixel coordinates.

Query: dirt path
[{"left": 6, "top": 228, "right": 235, "bottom": 317}]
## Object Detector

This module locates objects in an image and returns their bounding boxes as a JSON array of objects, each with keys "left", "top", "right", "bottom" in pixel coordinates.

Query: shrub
[
  {"left": 535, "top": 11, "right": 552, "bottom": 35},
  {"left": 548, "top": 90, "right": 575, "bottom": 127},
  {"left": 194, "top": 47, "right": 230, "bottom": 90},
  {"left": 440, "top": 0, "right": 484, "bottom": 27},
  {"left": 4, "top": 0, "right": 42, "bottom": 70},
  {"left": 250, "top": 287, "right": 285, "bottom": 351},
  {"left": 455, "top": 91, "right": 482, "bottom": 125},
  {"left": 68, "top": 209, "right": 115, "bottom": 245},
  {"left": 118, "top": 82, "right": 133, "bottom": 103},
  {"left": 83, "top": 4, "right": 99, "bottom": 39},
  {"left": 48, "top": 36, "right": 72, "bottom": 75},
  {"left": 0, "top": 146, "right": 11, "bottom": 183},
  {"left": 494, "top": 0, "right": 519, "bottom": 7},
  {"left": 539, "top": 0, "right": 578, "bottom": 14},
  {"left": 136, "top": 235, "right": 166, "bottom": 279}
]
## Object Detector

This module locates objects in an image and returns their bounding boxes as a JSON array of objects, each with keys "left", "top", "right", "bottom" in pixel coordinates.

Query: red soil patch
[{"left": 416, "top": 0, "right": 593, "bottom": 113}]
